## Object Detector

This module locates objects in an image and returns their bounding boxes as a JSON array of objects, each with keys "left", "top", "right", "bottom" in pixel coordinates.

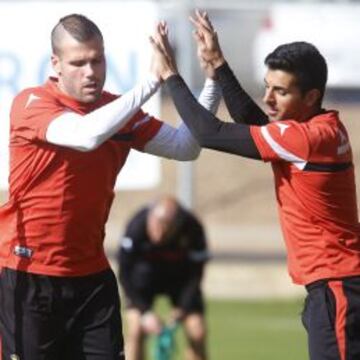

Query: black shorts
[
  {"left": 125, "top": 265, "right": 204, "bottom": 314},
  {"left": 302, "top": 277, "right": 360, "bottom": 360},
  {"left": 0, "top": 267, "right": 124, "bottom": 360}
]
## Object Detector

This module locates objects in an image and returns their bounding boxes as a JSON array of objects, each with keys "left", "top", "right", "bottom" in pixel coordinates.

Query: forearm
[
  {"left": 215, "top": 62, "right": 268, "bottom": 125},
  {"left": 165, "top": 75, "right": 261, "bottom": 159},
  {"left": 46, "top": 75, "right": 160, "bottom": 151},
  {"left": 143, "top": 78, "right": 221, "bottom": 160},
  {"left": 143, "top": 122, "right": 200, "bottom": 160},
  {"left": 198, "top": 78, "right": 222, "bottom": 114}
]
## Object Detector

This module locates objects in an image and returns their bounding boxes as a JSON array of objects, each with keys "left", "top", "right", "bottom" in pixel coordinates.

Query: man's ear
[
  {"left": 51, "top": 54, "right": 61, "bottom": 76},
  {"left": 304, "top": 89, "right": 321, "bottom": 107}
]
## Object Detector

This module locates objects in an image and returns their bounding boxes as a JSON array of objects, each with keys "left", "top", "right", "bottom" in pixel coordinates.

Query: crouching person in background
[{"left": 117, "top": 195, "right": 209, "bottom": 360}]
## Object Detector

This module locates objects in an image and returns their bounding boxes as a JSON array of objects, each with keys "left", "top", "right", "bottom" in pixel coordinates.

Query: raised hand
[
  {"left": 149, "top": 21, "right": 178, "bottom": 81},
  {"left": 190, "top": 10, "right": 225, "bottom": 72},
  {"left": 195, "top": 33, "right": 217, "bottom": 80}
]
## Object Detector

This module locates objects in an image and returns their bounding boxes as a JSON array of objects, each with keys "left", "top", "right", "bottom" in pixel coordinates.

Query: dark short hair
[
  {"left": 51, "top": 14, "right": 103, "bottom": 54},
  {"left": 265, "top": 42, "right": 328, "bottom": 102}
]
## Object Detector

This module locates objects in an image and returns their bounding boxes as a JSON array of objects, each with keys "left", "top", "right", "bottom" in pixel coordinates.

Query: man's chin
[
  {"left": 266, "top": 110, "right": 278, "bottom": 122},
  {"left": 268, "top": 113, "right": 285, "bottom": 122},
  {"left": 269, "top": 117, "right": 279, "bottom": 122},
  {"left": 80, "top": 93, "right": 101, "bottom": 104}
]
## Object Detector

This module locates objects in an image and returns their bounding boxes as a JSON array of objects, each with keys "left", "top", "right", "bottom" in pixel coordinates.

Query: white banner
[{"left": 0, "top": 1, "right": 161, "bottom": 190}]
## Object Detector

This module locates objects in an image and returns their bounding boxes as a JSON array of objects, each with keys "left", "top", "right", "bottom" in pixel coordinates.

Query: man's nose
[
  {"left": 263, "top": 89, "right": 273, "bottom": 104},
  {"left": 83, "top": 63, "right": 95, "bottom": 77}
]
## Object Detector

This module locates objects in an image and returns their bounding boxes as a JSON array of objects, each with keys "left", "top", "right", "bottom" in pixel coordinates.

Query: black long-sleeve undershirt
[
  {"left": 215, "top": 62, "right": 268, "bottom": 125},
  {"left": 166, "top": 75, "right": 261, "bottom": 160}
]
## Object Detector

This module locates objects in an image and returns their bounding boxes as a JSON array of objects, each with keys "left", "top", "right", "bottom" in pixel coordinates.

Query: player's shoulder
[
  {"left": 268, "top": 119, "right": 303, "bottom": 132},
  {"left": 301, "top": 110, "right": 339, "bottom": 129},
  {"left": 131, "top": 206, "right": 149, "bottom": 222},
  {"left": 310, "top": 110, "right": 339, "bottom": 122},
  {"left": 11, "top": 87, "right": 52, "bottom": 122},
  {"left": 182, "top": 208, "right": 199, "bottom": 223},
  {"left": 304, "top": 110, "right": 344, "bottom": 140},
  {"left": 13, "top": 85, "right": 46, "bottom": 105},
  {"left": 257, "top": 118, "right": 305, "bottom": 144},
  {"left": 12, "top": 83, "right": 59, "bottom": 111},
  {"left": 181, "top": 208, "right": 204, "bottom": 233},
  {"left": 126, "top": 207, "right": 149, "bottom": 234},
  {"left": 264, "top": 115, "right": 325, "bottom": 143}
]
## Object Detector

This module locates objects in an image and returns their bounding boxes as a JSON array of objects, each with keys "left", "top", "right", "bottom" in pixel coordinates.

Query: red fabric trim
[{"left": 329, "top": 280, "right": 348, "bottom": 360}]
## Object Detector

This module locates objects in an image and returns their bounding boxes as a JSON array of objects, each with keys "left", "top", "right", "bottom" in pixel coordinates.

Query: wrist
[
  {"left": 162, "top": 70, "right": 178, "bottom": 81},
  {"left": 212, "top": 56, "right": 226, "bottom": 69},
  {"left": 148, "top": 73, "right": 162, "bottom": 88}
]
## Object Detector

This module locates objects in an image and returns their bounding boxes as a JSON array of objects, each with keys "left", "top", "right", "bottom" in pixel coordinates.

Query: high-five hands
[
  {"left": 150, "top": 21, "right": 178, "bottom": 81},
  {"left": 149, "top": 12, "right": 224, "bottom": 81},
  {"left": 190, "top": 9, "right": 225, "bottom": 75}
]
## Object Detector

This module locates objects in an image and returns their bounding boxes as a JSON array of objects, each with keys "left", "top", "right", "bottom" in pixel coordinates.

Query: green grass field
[{"left": 144, "top": 298, "right": 308, "bottom": 360}]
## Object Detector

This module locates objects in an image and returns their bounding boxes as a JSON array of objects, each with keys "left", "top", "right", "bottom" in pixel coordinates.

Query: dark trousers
[
  {"left": 302, "top": 277, "right": 360, "bottom": 360},
  {"left": 0, "top": 268, "right": 125, "bottom": 360}
]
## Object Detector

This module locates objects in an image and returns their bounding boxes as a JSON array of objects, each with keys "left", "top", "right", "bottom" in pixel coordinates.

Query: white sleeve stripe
[{"left": 260, "top": 126, "right": 307, "bottom": 170}]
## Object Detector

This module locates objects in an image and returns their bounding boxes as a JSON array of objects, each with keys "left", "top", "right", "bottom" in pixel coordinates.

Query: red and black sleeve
[
  {"left": 165, "top": 75, "right": 261, "bottom": 160},
  {"left": 215, "top": 62, "right": 268, "bottom": 126}
]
